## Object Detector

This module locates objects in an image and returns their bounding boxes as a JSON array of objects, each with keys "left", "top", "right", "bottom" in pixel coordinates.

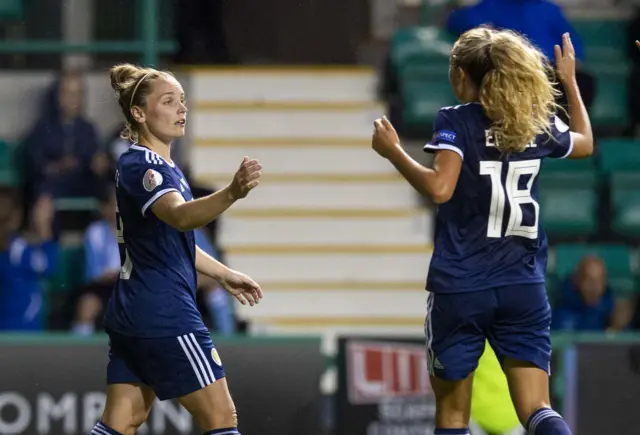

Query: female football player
[
  {"left": 372, "top": 29, "right": 592, "bottom": 435},
  {"left": 92, "top": 63, "right": 263, "bottom": 435}
]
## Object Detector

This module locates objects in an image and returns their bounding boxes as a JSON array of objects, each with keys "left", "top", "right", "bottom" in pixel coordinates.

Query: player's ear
[{"left": 130, "top": 106, "right": 146, "bottom": 125}]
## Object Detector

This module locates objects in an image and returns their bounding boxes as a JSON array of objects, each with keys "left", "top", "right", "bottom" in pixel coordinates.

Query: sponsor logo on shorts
[{"left": 142, "top": 169, "right": 163, "bottom": 192}]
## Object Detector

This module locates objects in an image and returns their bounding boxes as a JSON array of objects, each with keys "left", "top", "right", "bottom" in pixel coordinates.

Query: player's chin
[{"left": 171, "top": 124, "right": 187, "bottom": 137}]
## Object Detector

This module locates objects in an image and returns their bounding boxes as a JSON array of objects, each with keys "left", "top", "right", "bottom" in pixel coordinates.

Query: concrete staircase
[{"left": 188, "top": 67, "right": 433, "bottom": 341}]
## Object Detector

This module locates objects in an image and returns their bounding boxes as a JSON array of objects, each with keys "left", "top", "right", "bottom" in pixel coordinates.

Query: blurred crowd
[
  {"left": 380, "top": 0, "right": 640, "bottom": 335},
  {"left": 2, "top": 68, "right": 639, "bottom": 338},
  {"left": 0, "top": 70, "right": 238, "bottom": 336},
  {"left": 2, "top": 0, "right": 640, "bottom": 338}
]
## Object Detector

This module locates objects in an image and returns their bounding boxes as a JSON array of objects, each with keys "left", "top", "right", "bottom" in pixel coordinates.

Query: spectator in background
[
  {"left": 552, "top": 256, "right": 633, "bottom": 331},
  {"left": 22, "top": 70, "right": 109, "bottom": 204},
  {"left": 0, "top": 189, "right": 57, "bottom": 331},
  {"left": 445, "top": 0, "right": 595, "bottom": 119},
  {"left": 71, "top": 185, "right": 119, "bottom": 335}
]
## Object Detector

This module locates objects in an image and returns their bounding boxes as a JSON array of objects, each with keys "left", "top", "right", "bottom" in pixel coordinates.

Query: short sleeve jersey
[
  {"left": 423, "top": 103, "right": 573, "bottom": 293},
  {"left": 104, "top": 144, "right": 205, "bottom": 338}
]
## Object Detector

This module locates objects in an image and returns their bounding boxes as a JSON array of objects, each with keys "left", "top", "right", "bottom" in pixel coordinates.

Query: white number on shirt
[
  {"left": 115, "top": 205, "right": 133, "bottom": 279},
  {"left": 479, "top": 159, "right": 540, "bottom": 239}
]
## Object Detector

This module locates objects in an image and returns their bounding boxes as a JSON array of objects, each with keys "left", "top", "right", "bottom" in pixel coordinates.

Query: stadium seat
[
  {"left": 0, "top": 139, "right": 17, "bottom": 185},
  {"left": 390, "top": 26, "right": 454, "bottom": 68},
  {"left": 538, "top": 185, "right": 598, "bottom": 236},
  {"left": 610, "top": 172, "right": 640, "bottom": 237},
  {"left": 572, "top": 20, "right": 627, "bottom": 62},
  {"left": 598, "top": 139, "right": 640, "bottom": 174},
  {"left": 590, "top": 78, "right": 628, "bottom": 129},
  {"left": 49, "top": 245, "right": 84, "bottom": 293},
  {"left": 538, "top": 157, "right": 598, "bottom": 237},
  {"left": 0, "top": 0, "right": 23, "bottom": 19},
  {"left": 54, "top": 197, "right": 99, "bottom": 212},
  {"left": 400, "top": 58, "right": 450, "bottom": 82},
  {"left": 401, "top": 79, "right": 457, "bottom": 126},
  {"left": 540, "top": 156, "right": 598, "bottom": 186},
  {"left": 552, "top": 244, "right": 635, "bottom": 295},
  {"left": 542, "top": 156, "right": 596, "bottom": 173}
]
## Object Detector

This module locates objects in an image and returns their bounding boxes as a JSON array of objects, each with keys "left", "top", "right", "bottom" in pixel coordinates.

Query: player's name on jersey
[{"left": 485, "top": 129, "right": 536, "bottom": 148}]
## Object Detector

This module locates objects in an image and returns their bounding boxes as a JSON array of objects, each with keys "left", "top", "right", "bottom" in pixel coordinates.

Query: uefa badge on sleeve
[{"left": 142, "top": 169, "right": 163, "bottom": 192}]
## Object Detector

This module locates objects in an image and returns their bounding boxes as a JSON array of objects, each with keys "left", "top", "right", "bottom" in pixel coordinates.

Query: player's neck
[{"left": 138, "top": 135, "right": 173, "bottom": 164}]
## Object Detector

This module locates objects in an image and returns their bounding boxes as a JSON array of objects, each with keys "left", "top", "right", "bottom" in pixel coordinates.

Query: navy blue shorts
[
  {"left": 425, "top": 283, "right": 551, "bottom": 381},
  {"left": 106, "top": 329, "right": 226, "bottom": 400}
]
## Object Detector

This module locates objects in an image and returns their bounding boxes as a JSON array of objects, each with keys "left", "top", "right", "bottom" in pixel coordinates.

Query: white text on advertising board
[{"left": 347, "top": 341, "right": 432, "bottom": 406}]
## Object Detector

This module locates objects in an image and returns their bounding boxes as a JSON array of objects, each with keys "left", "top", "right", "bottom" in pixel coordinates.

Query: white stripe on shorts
[
  {"left": 177, "top": 335, "right": 208, "bottom": 388},
  {"left": 188, "top": 332, "right": 216, "bottom": 382},
  {"left": 183, "top": 334, "right": 214, "bottom": 386},
  {"left": 91, "top": 422, "right": 110, "bottom": 435},
  {"left": 425, "top": 291, "right": 435, "bottom": 375}
]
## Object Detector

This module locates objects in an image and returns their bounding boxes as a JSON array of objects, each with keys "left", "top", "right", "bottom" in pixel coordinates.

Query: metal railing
[{"left": 0, "top": 0, "right": 174, "bottom": 66}]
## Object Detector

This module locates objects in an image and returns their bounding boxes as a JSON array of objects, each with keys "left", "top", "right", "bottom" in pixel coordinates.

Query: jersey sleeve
[
  {"left": 423, "top": 109, "right": 464, "bottom": 160},
  {"left": 547, "top": 115, "right": 574, "bottom": 159},
  {"left": 119, "top": 158, "right": 181, "bottom": 216}
]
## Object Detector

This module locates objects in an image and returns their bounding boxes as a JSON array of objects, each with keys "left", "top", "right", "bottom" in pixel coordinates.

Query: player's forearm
[
  {"left": 174, "top": 186, "right": 236, "bottom": 230},
  {"left": 195, "top": 245, "right": 229, "bottom": 280},
  {"left": 386, "top": 145, "right": 448, "bottom": 203},
  {"left": 564, "top": 80, "right": 592, "bottom": 143}
]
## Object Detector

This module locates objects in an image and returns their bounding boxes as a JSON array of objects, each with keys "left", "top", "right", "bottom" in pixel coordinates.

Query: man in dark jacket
[{"left": 22, "top": 70, "right": 108, "bottom": 201}]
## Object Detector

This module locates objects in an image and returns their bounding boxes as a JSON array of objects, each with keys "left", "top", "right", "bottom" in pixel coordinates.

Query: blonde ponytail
[{"left": 452, "top": 28, "right": 560, "bottom": 154}]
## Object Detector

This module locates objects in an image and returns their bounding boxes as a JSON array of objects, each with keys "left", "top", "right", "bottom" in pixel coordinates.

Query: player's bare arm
[
  {"left": 151, "top": 157, "right": 262, "bottom": 231},
  {"left": 554, "top": 33, "right": 593, "bottom": 159},
  {"left": 372, "top": 117, "right": 462, "bottom": 204},
  {"left": 195, "top": 246, "right": 263, "bottom": 306}
]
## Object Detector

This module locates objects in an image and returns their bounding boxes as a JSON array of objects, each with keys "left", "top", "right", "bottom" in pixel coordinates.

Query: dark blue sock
[
  {"left": 527, "top": 408, "right": 572, "bottom": 434},
  {"left": 434, "top": 429, "right": 470, "bottom": 434},
  {"left": 204, "top": 428, "right": 240, "bottom": 435},
  {"left": 91, "top": 421, "right": 123, "bottom": 435}
]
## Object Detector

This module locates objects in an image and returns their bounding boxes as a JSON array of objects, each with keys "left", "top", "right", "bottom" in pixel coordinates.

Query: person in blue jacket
[{"left": 0, "top": 189, "right": 58, "bottom": 331}]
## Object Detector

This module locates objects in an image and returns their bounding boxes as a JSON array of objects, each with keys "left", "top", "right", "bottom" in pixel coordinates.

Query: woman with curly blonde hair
[{"left": 371, "top": 29, "right": 593, "bottom": 435}]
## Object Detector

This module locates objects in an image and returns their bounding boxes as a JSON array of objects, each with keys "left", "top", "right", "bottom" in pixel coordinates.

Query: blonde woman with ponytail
[
  {"left": 372, "top": 28, "right": 593, "bottom": 435},
  {"left": 91, "top": 64, "right": 263, "bottom": 435}
]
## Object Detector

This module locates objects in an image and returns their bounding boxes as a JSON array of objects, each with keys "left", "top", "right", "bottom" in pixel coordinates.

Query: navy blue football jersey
[
  {"left": 424, "top": 103, "right": 573, "bottom": 293},
  {"left": 104, "top": 144, "right": 206, "bottom": 338}
]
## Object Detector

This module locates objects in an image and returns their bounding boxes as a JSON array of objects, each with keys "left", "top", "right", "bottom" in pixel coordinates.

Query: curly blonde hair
[{"left": 451, "top": 27, "right": 560, "bottom": 154}]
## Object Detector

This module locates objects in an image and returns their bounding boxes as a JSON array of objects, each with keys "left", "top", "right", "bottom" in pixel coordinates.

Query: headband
[{"left": 129, "top": 72, "right": 152, "bottom": 109}]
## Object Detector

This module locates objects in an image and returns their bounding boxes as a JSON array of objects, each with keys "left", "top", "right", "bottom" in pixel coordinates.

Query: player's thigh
[
  {"left": 426, "top": 291, "right": 491, "bottom": 427},
  {"left": 502, "top": 358, "right": 550, "bottom": 426},
  {"left": 123, "top": 330, "right": 226, "bottom": 403},
  {"left": 178, "top": 377, "right": 237, "bottom": 431},
  {"left": 488, "top": 284, "right": 552, "bottom": 423},
  {"left": 104, "top": 333, "right": 156, "bottom": 434},
  {"left": 102, "top": 383, "right": 156, "bottom": 435},
  {"left": 488, "top": 283, "right": 552, "bottom": 374},
  {"left": 430, "top": 374, "right": 475, "bottom": 429},
  {"left": 426, "top": 291, "right": 492, "bottom": 381}
]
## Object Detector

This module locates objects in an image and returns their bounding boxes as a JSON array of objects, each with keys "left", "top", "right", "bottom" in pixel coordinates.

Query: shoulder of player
[
  {"left": 439, "top": 102, "right": 481, "bottom": 115},
  {"left": 437, "top": 102, "right": 482, "bottom": 124},
  {"left": 118, "top": 145, "right": 176, "bottom": 173}
]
